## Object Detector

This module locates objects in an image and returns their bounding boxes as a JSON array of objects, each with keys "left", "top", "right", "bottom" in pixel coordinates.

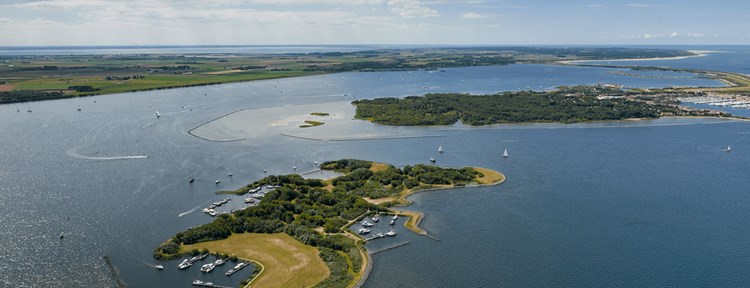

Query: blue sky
[{"left": 0, "top": 0, "right": 747, "bottom": 46}]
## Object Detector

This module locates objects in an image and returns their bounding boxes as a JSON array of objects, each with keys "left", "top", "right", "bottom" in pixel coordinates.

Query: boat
[
  {"left": 155, "top": 110, "right": 160, "bottom": 118},
  {"left": 202, "top": 208, "right": 210, "bottom": 213},
  {"left": 389, "top": 219, "right": 395, "bottom": 225},
  {"left": 438, "top": 146, "right": 443, "bottom": 153},
  {"left": 726, "top": 146, "right": 732, "bottom": 152},
  {"left": 361, "top": 220, "right": 373, "bottom": 227},
  {"left": 429, "top": 157, "right": 436, "bottom": 163},
  {"left": 189, "top": 177, "right": 195, "bottom": 183},
  {"left": 502, "top": 148, "right": 509, "bottom": 158},
  {"left": 215, "top": 180, "right": 221, "bottom": 184},
  {"left": 178, "top": 259, "right": 191, "bottom": 269},
  {"left": 200, "top": 263, "right": 215, "bottom": 272},
  {"left": 392, "top": 215, "right": 398, "bottom": 220},
  {"left": 385, "top": 230, "right": 397, "bottom": 237},
  {"left": 227, "top": 172, "right": 233, "bottom": 177},
  {"left": 77, "top": 106, "right": 81, "bottom": 111},
  {"left": 209, "top": 210, "right": 217, "bottom": 217},
  {"left": 59, "top": 232, "right": 64, "bottom": 239},
  {"left": 192, "top": 280, "right": 203, "bottom": 285},
  {"left": 375, "top": 232, "right": 385, "bottom": 238},
  {"left": 155, "top": 265, "right": 164, "bottom": 270},
  {"left": 27, "top": 107, "right": 32, "bottom": 113},
  {"left": 214, "top": 258, "right": 226, "bottom": 266},
  {"left": 358, "top": 228, "right": 371, "bottom": 234},
  {"left": 372, "top": 214, "right": 380, "bottom": 222},
  {"left": 16, "top": 107, "right": 19, "bottom": 112}
]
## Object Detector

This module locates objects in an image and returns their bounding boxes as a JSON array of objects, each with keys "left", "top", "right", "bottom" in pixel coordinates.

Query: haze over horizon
[{"left": 1, "top": 0, "right": 748, "bottom": 46}]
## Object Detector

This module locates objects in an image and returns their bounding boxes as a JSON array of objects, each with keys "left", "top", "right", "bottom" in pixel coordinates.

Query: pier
[{"left": 369, "top": 241, "right": 411, "bottom": 254}]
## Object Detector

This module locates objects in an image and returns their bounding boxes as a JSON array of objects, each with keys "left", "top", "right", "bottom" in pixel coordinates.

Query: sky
[{"left": 0, "top": 0, "right": 748, "bottom": 46}]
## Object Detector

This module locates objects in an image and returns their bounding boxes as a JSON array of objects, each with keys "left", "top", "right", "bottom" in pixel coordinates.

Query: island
[
  {"left": 0, "top": 47, "right": 694, "bottom": 104},
  {"left": 154, "top": 159, "right": 504, "bottom": 288},
  {"left": 352, "top": 85, "right": 733, "bottom": 126}
]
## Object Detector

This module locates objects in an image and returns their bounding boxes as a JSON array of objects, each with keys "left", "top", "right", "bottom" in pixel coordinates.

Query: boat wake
[
  {"left": 66, "top": 148, "right": 149, "bottom": 161},
  {"left": 178, "top": 204, "right": 203, "bottom": 217}
]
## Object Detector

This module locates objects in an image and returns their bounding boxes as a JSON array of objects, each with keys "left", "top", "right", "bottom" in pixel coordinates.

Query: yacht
[
  {"left": 361, "top": 220, "right": 373, "bottom": 227},
  {"left": 214, "top": 258, "right": 226, "bottom": 266},
  {"left": 385, "top": 230, "right": 397, "bottom": 237},
  {"left": 358, "top": 228, "right": 371, "bottom": 235},
  {"left": 178, "top": 259, "right": 191, "bottom": 269},
  {"left": 200, "top": 263, "right": 215, "bottom": 272},
  {"left": 155, "top": 265, "right": 164, "bottom": 270}
]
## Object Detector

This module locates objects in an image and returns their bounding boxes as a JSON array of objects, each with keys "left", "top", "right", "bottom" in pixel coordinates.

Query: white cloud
[
  {"left": 460, "top": 12, "right": 494, "bottom": 19},
  {"left": 669, "top": 32, "right": 678, "bottom": 37},
  {"left": 687, "top": 33, "right": 704, "bottom": 38},
  {"left": 585, "top": 4, "right": 606, "bottom": 8},
  {"left": 387, "top": 0, "right": 438, "bottom": 18},
  {"left": 625, "top": 3, "right": 666, "bottom": 8}
]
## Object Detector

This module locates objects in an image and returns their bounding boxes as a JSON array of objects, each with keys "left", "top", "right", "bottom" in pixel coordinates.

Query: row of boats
[
  {"left": 202, "top": 198, "right": 231, "bottom": 217},
  {"left": 358, "top": 214, "right": 399, "bottom": 237},
  {"left": 680, "top": 96, "right": 750, "bottom": 109},
  {"left": 178, "top": 253, "right": 210, "bottom": 270}
]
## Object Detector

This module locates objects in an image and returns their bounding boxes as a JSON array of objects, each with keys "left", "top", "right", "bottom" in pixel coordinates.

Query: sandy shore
[{"left": 557, "top": 50, "right": 709, "bottom": 65}]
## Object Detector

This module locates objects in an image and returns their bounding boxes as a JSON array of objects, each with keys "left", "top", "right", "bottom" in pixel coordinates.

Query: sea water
[{"left": 0, "top": 50, "right": 748, "bottom": 287}]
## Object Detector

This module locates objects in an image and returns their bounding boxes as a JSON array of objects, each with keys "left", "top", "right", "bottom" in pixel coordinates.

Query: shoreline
[
  {"left": 557, "top": 50, "right": 708, "bottom": 65},
  {"left": 384, "top": 167, "right": 506, "bottom": 235}
]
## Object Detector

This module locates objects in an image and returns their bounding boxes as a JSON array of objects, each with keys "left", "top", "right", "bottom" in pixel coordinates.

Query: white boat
[
  {"left": 502, "top": 148, "right": 509, "bottom": 158},
  {"left": 389, "top": 219, "right": 395, "bottom": 225},
  {"left": 392, "top": 215, "right": 398, "bottom": 220},
  {"left": 178, "top": 259, "right": 191, "bottom": 269},
  {"left": 227, "top": 172, "right": 233, "bottom": 177},
  {"left": 372, "top": 214, "right": 380, "bottom": 222},
  {"left": 438, "top": 146, "right": 443, "bottom": 153},
  {"left": 214, "top": 258, "right": 226, "bottom": 266},
  {"left": 192, "top": 280, "right": 203, "bottom": 285},
  {"left": 155, "top": 110, "right": 160, "bottom": 118},
  {"left": 358, "top": 228, "right": 371, "bottom": 234},
  {"left": 155, "top": 264, "right": 164, "bottom": 270},
  {"left": 385, "top": 230, "right": 397, "bottom": 237},
  {"left": 726, "top": 146, "right": 732, "bottom": 152},
  {"left": 429, "top": 157, "right": 436, "bottom": 163},
  {"left": 208, "top": 210, "right": 217, "bottom": 216},
  {"left": 200, "top": 263, "right": 215, "bottom": 272},
  {"left": 361, "top": 220, "right": 373, "bottom": 227}
]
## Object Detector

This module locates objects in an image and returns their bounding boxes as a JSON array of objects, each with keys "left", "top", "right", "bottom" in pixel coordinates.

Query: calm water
[
  {"left": 575, "top": 45, "right": 750, "bottom": 74},
  {"left": 0, "top": 52, "right": 747, "bottom": 287}
]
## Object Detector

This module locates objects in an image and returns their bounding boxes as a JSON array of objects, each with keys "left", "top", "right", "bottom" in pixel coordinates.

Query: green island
[
  {"left": 352, "top": 85, "right": 733, "bottom": 126},
  {"left": 0, "top": 47, "right": 695, "bottom": 104},
  {"left": 155, "top": 159, "right": 505, "bottom": 288},
  {"left": 300, "top": 120, "right": 325, "bottom": 128}
]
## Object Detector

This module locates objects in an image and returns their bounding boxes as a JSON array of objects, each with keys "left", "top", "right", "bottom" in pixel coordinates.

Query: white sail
[
  {"left": 502, "top": 148, "right": 509, "bottom": 158},
  {"left": 438, "top": 146, "right": 443, "bottom": 153}
]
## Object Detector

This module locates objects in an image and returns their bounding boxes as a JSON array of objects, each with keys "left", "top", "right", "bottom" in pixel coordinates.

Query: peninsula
[
  {"left": 352, "top": 85, "right": 731, "bottom": 126},
  {"left": 154, "top": 159, "right": 504, "bottom": 288}
]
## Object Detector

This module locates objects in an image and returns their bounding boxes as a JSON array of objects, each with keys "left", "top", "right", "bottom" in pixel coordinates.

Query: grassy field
[{"left": 182, "top": 233, "right": 330, "bottom": 288}]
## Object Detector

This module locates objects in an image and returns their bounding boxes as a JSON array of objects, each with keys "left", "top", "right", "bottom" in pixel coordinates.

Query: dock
[
  {"left": 369, "top": 241, "right": 411, "bottom": 254},
  {"left": 191, "top": 280, "right": 232, "bottom": 288},
  {"left": 225, "top": 262, "right": 249, "bottom": 276}
]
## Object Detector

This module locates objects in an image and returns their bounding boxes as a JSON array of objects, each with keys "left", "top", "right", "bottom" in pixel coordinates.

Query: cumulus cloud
[
  {"left": 669, "top": 32, "right": 678, "bottom": 37},
  {"left": 387, "top": 0, "right": 438, "bottom": 18},
  {"left": 460, "top": 12, "right": 494, "bottom": 19}
]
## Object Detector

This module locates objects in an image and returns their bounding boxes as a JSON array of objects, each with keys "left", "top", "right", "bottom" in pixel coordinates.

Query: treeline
[
  {"left": 353, "top": 86, "right": 678, "bottom": 125},
  {"left": 104, "top": 75, "right": 145, "bottom": 80},
  {"left": 0, "top": 90, "right": 68, "bottom": 104}
]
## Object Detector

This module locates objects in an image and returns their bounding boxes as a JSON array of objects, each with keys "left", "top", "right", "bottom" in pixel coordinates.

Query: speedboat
[
  {"left": 386, "top": 230, "right": 397, "bottom": 237},
  {"left": 214, "top": 258, "right": 226, "bottom": 266},
  {"left": 361, "top": 220, "right": 373, "bottom": 227},
  {"left": 192, "top": 280, "right": 203, "bottom": 285},
  {"left": 358, "top": 228, "right": 371, "bottom": 234},
  {"left": 392, "top": 215, "right": 398, "bottom": 220},
  {"left": 155, "top": 264, "right": 164, "bottom": 270},
  {"left": 215, "top": 180, "right": 221, "bottom": 184}
]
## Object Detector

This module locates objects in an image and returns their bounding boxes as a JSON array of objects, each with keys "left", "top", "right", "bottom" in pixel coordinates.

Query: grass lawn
[{"left": 183, "top": 233, "right": 330, "bottom": 288}]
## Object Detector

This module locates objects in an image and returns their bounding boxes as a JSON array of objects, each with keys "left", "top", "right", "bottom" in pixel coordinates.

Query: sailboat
[
  {"left": 438, "top": 146, "right": 444, "bottom": 153},
  {"left": 77, "top": 105, "right": 82, "bottom": 111},
  {"left": 16, "top": 107, "right": 19, "bottom": 113},
  {"left": 502, "top": 148, "right": 509, "bottom": 158},
  {"left": 725, "top": 146, "right": 732, "bottom": 152},
  {"left": 155, "top": 110, "right": 160, "bottom": 118}
]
